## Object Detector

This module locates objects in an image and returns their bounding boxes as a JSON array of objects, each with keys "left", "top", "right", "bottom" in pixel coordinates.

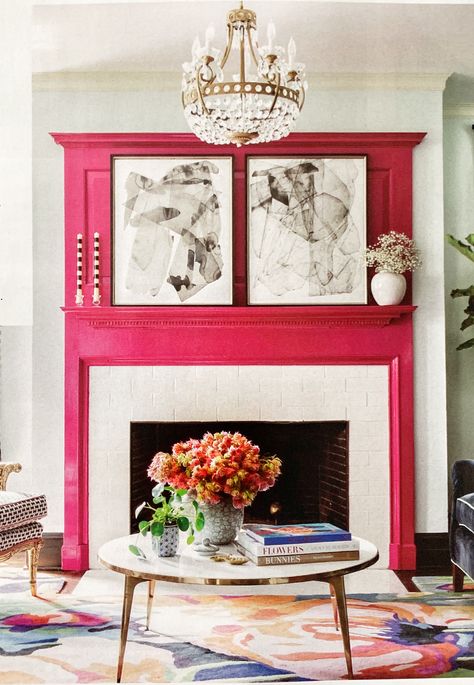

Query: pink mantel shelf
[
  {"left": 56, "top": 132, "right": 422, "bottom": 572},
  {"left": 62, "top": 305, "right": 415, "bottom": 328}
]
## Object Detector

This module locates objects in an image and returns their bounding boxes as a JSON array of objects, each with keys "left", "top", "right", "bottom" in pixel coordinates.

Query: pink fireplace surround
[{"left": 53, "top": 132, "right": 424, "bottom": 571}]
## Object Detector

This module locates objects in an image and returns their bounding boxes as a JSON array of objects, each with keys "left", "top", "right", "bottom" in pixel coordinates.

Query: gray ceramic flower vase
[
  {"left": 198, "top": 498, "right": 244, "bottom": 545},
  {"left": 151, "top": 524, "right": 179, "bottom": 557}
]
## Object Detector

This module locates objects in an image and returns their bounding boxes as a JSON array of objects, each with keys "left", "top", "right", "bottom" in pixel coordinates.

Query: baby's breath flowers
[{"left": 365, "top": 231, "right": 422, "bottom": 274}]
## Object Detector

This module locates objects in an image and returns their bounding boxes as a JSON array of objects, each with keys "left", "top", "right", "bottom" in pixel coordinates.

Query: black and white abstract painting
[
  {"left": 113, "top": 157, "right": 233, "bottom": 305},
  {"left": 248, "top": 157, "right": 367, "bottom": 305}
]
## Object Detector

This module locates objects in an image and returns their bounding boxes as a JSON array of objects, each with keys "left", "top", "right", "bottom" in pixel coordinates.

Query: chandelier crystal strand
[{"left": 182, "top": 2, "right": 307, "bottom": 146}]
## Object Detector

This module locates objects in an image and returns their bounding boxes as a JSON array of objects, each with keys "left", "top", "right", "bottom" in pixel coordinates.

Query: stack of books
[{"left": 235, "top": 523, "right": 359, "bottom": 566}]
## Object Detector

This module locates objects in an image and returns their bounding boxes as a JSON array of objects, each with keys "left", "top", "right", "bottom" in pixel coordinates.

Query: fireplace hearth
[{"left": 130, "top": 421, "right": 349, "bottom": 534}]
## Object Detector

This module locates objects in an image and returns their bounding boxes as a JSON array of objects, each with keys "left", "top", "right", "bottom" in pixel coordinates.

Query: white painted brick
[
  {"left": 172, "top": 366, "right": 197, "bottom": 383},
  {"left": 195, "top": 365, "right": 219, "bottom": 378},
  {"left": 369, "top": 477, "right": 389, "bottom": 495},
  {"left": 368, "top": 450, "right": 390, "bottom": 466},
  {"left": 350, "top": 420, "right": 381, "bottom": 438},
  {"left": 302, "top": 406, "right": 346, "bottom": 421},
  {"left": 234, "top": 376, "right": 257, "bottom": 395},
  {"left": 282, "top": 385, "right": 323, "bottom": 407},
  {"left": 194, "top": 390, "right": 218, "bottom": 413},
  {"left": 251, "top": 386, "right": 282, "bottom": 409},
  {"left": 347, "top": 391, "right": 368, "bottom": 407},
  {"left": 346, "top": 378, "right": 388, "bottom": 393},
  {"left": 217, "top": 404, "right": 261, "bottom": 421},
  {"left": 238, "top": 393, "right": 263, "bottom": 413},
  {"left": 151, "top": 395, "right": 177, "bottom": 420},
  {"left": 367, "top": 365, "right": 389, "bottom": 379},
  {"left": 350, "top": 480, "right": 369, "bottom": 496},
  {"left": 324, "top": 391, "right": 349, "bottom": 407},
  {"left": 260, "top": 405, "right": 304, "bottom": 421},
  {"left": 152, "top": 367, "right": 178, "bottom": 384},
  {"left": 324, "top": 365, "right": 368, "bottom": 378},
  {"left": 347, "top": 404, "right": 389, "bottom": 421},
  {"left": 350, "top": 432, "right": 388, "bottom": 451},
  {"left": 348, "top": 450, "right": 370, "bottom": 467},
  {"left": 176, "top": 405, "right": 217, "bottom": 421},
  {"left": 301, "top": 366, "right": 325, "bottom": 383},
  {"left": 238, "top": 366, "right": 281, "bottom": 381},
  {"left": 321, "top": 379, "right": 346, "bottom": 393},
  {"left": 282, "top": 366, "right": 309, "bottom": 381},
  {"left": 367, "top": 391, "right": 388, "bottom": 408},
  {"left": 175, "top": 376, "right": 201, "bottom": 396}
]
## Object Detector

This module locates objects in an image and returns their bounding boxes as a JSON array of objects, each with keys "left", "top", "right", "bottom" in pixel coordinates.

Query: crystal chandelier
[{"left": 182, "top": 2, "right": 307, "bottom": 146}]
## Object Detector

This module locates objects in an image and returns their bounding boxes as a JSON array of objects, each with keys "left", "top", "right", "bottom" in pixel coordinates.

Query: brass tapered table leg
[
  {"left": 117, "top": 575, "right": 146, "bottom": 683},
  {"left": 329, "top": 583, "right": 339, "bottom": 631},
  {"left": 146, "top": 580, "right": 156, "bottom": 630},
  {"left": 329, "top": 576, "right": 353, "bottom": 679}
]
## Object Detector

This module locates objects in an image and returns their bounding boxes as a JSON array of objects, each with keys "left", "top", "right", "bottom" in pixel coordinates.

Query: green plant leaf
[
  {"left": 460, "top": 314, "right": 474, "bottom": 331},
  {"left": 192, "top": 499, "right": 199, "bottom": 511},
  {"left": 177, "top": 516, "right": 189, "bottom": 531},
  {"left": 466, "top": 233, "right": 474, "bottom": 246},
  {"left": 457, "top": 337, "right": 474, "bottom": 351},
  {"left": 151, "top": 521, "right": 164, "bottom": 537},
  {"left": 128, "top": 544, "right": 146, "bottom": 559},
  {"left": 195, "top": 511, "right": 205, "bottom": 531},
  {"left": 134, "top": 501, "right": 147, "bottom": 518},
  {"left": 175, "top": 488, "right": 187, "bottom": 497},
  {"left": 447, "top": 234, "right": 474, "bottom": 262},
  {"left": 186, "top": 534, "right": 194, "bottom": 545},
  {"left": 138, "top": 520, "right": 149, "bottom": 535},
  {"left": 152, "top": 483, "right": 165, "bottom": 498},
  {"left": 451, "top": 286, "right": 474, "bottom": 298}
]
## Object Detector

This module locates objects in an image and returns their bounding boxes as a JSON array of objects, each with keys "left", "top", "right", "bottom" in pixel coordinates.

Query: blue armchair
[{"left": 450, "top": 460, "right": 474, "bottom": 591}]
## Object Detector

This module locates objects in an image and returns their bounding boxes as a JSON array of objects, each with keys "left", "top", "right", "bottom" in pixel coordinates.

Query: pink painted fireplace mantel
[{"left": 53, "top": 132, "right": 424, "bottom": 571}]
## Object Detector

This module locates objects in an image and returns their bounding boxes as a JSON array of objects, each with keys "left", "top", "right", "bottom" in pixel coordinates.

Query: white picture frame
[
  {"left": 113, "top": 156, "right": 233, "bottom": 305},
  {"left": 247, "top": 156, "right": 367, "bottom": 305}
]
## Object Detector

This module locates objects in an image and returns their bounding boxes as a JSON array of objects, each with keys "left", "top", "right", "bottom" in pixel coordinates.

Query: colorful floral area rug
[
  {"left": 0, "top": 568, "right": 65, "bottom": 596},
  {"left": 413, "top": 576, "right": 474, "bottom": 594},
  {"left": 0, "top": 592, "right": 473, "bottom": 682}
]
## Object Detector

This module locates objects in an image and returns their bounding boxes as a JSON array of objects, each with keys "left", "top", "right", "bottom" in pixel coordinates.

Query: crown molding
[
  {"left": 33, "top": 70, "right": 450, "bottom": 93},
  {"left": 444, "top": 103, "right": 474, "bottom": 117}
]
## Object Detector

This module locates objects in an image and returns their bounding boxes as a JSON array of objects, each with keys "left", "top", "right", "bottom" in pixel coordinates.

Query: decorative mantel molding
[{"left": 63, "top": 305, "right": 416, "bottom": 329}]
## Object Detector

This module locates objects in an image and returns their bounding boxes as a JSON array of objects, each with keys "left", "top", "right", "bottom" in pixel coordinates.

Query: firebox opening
[{"left": 130, "top": 421, "right": 349, "bottom": 534}]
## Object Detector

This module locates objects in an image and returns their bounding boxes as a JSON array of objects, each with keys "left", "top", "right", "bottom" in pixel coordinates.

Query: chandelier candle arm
[{"left": 182, "top": 2, "right": 307, "bottom": 146}]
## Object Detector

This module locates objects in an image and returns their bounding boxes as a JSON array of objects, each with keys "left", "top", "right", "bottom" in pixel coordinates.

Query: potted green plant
[{"left": 129, "top": 484, "right": 205, "bottom": 558}]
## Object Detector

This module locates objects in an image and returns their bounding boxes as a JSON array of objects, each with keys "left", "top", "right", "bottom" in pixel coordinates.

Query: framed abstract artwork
[
  {"left": 112, "top": 156, "right": 233, "bottom": 305},
  {"left": 247, "top": 156, "right": 367, "bottom": 305}
]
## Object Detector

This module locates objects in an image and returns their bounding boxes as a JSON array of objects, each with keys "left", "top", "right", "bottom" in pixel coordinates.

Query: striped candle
[
  {"left": 92, "top": 232, "right": 101, "bottom": 305},
  {"left": 75, "top": 233, "right": 84, "bottom": 305}
]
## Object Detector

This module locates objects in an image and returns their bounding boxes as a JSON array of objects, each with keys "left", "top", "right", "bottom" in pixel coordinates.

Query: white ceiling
[{"left": 32, "top": 1, "right": 474, "bottom": 82}]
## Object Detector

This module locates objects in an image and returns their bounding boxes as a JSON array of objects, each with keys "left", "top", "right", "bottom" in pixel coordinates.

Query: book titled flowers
[{"left": 242, "top": 522, "right": 351, "bottom": 545}]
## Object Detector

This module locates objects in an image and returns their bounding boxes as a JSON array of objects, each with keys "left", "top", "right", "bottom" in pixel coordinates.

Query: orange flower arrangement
[{"left": 148, "top": 431, "right": 281, "bottom": 509}]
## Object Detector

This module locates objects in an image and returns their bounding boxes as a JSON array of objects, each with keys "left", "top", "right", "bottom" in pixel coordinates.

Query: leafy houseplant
[
  {"left": 447, "top": 233, "right": 474, "bottom": 351},
  {"left": 129, "top": 484, "right": 204, "bottom": 558},
  {"left": 365, "top": 231, "right": 421, "bottom": 305}
]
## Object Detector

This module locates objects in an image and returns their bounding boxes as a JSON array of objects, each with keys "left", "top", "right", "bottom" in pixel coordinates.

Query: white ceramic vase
[{"left": 371, "top": 271, "right": 407, "bottom": 305}]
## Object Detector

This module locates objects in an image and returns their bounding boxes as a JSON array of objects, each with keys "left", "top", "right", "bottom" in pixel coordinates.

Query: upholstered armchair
[
  {"left": 0, "top": 462, "right": 47, "bottom": 596},
  {"left": 450, "top": 459, "right": 474, "bottom": 591}
]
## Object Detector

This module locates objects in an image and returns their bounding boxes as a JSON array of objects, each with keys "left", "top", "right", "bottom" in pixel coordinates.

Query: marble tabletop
[{"left": 98, "top": 534, "right": 379, "bottom": 585}]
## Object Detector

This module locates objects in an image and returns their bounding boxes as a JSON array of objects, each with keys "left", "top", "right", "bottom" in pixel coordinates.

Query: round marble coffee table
[{"left": 98, "top": 535, "right": 379, "bottom": 682}]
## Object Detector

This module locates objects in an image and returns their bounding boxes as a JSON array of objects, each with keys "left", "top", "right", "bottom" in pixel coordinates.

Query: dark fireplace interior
[{"left": 130, "top": 421, "right": 349, "bottom": 534}]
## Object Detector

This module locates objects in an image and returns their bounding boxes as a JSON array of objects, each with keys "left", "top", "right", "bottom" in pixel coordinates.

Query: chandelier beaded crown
[{"left": 182, "top": 2, "right": 307, "bottom": 146}]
